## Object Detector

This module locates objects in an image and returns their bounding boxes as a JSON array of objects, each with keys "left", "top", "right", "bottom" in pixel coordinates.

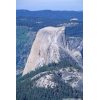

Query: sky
[{"left": 16, "top": 0, "right": 83, "bottom": 11}]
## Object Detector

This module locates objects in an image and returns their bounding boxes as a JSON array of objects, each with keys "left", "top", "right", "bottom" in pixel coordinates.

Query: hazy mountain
[{"left": 16, "top": 10, "right": 83, "bottom": 21}]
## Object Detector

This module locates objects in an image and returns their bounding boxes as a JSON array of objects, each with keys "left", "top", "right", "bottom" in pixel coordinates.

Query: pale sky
[{"left": 16, "top": 0, "right": 83, "bottom": 11}]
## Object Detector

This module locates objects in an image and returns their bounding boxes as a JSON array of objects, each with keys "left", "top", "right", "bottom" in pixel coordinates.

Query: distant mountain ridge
[{"left": 16, "top": 10, "right": 83, "bottom": 21}]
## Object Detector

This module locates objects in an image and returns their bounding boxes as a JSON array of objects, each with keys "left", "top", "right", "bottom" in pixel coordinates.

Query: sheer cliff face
[
  {"left": 23, "top": 26, "right": 66, "bottom": 75},
  {"left": 23, "top": 26, "right": 82, "bottom": 75}
]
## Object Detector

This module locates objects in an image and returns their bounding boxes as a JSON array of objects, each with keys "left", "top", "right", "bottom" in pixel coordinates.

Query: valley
[{"left": 16, "top": 10, "right": 83, "bottom": 100}]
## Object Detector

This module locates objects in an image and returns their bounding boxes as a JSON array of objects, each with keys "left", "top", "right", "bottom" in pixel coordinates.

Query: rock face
[
  {"left": 31, "top": 67, "right": 82, "bottom": 90},
  {"left": 23, "top": 26, "right": 65, "bottom": 75},
  {"left": 35, "top": 74, "right": 57, "bottom": 88},
  {"left": 23, "top": 26, "right": 82, "bottom": 75}
]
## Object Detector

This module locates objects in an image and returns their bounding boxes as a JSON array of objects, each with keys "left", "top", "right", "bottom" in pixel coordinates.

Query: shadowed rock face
[{"left": 23, "top": 26, "right": 82, "bottom": 75}]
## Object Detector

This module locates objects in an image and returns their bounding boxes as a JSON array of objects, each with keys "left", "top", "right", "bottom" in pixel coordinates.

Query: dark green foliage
[
  {"left": 17, "top": 79, "right": 82, "bottom": 100},
  {"left": 65, "top": 22, "right": 83, "bottom": 37},
  {"left": 16, "top": 26, "right": 36, "bottom": 68},
  {"left": 16, "top": 61, "right": 83, "bottom": 100},
  {"left": 17, "top": 85, "right": 82, "bottom": 100}
]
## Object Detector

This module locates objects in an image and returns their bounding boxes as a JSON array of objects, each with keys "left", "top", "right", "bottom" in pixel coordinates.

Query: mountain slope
[
  {"left": 23, "top": 26, "right": 82, "bottom": 75},
  {"left": 17, "top": 61, "right": 83, "bottom": 100}
]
